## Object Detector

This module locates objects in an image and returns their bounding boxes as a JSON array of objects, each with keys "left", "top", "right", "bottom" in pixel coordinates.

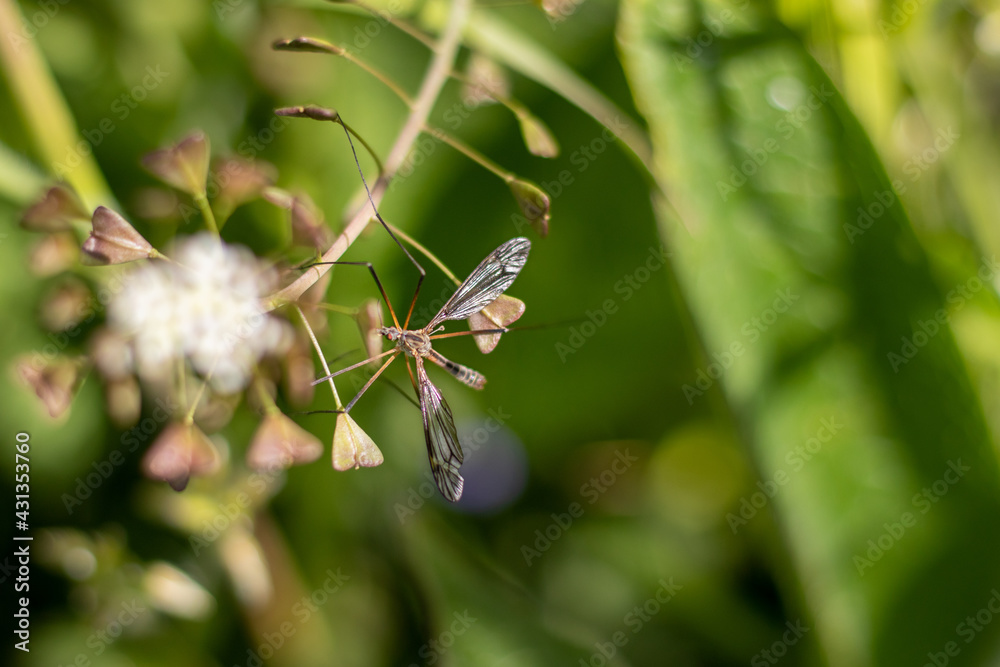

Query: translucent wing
[
  {"left": 416, "top": 359, "right": 465, "bottom": 501},
  {"left": 428, "top": 237, "right": 530, "bottom": 328}
]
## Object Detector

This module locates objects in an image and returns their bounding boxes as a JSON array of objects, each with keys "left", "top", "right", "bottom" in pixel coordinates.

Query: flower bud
[
  {"left": 272, "top": 37, "right": 343, "bottom": 56},
  {"left": 518, "top": 114, "right": 559, "bottom": 158}
]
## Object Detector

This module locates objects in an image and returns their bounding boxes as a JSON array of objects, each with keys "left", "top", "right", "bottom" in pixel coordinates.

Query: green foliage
[{"left": 2, "top": 0, "right": 1000, "bottom": 666}]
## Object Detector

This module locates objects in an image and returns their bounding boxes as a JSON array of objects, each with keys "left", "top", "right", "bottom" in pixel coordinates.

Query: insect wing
[
  {"left": 416, "top": 359, "right": 465, "bottom": 501},
  {"left": 428, "top": 237, "right": 530, "bottom": 327}
]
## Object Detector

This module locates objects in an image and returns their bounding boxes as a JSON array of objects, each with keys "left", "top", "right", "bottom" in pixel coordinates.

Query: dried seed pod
[
  {"left": 142, "top": 422, "right": 220, "bottom": 492},
  {"left": 82, "top": 207, "right": 157, "bottom": 265},
  {"left": 332, "top": 413, "right": 383, "bottom": 471},
  {"left": 509, "top": 178, "right": 551, "bottom": 237},
  {"left": 246, "top": 412, "right": 323, "bottom": 471},
  {"left": 142, "top": 131, "right": 211, "bottom": 197}
]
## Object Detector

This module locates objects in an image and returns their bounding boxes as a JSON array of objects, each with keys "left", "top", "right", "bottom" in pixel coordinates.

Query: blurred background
[{"left": 3, "top": 0, "right": 1000, "bottom": 665}]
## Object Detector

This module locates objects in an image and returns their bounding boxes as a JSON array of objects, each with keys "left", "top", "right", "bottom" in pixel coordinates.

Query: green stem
[
  {"left": 253, "top": 374, "right": 281, "bottom": 417},
  {"left": 386, "top": 222, "right": 461, "bottom": 285},
  {"left": 314, "top": 302, "right": 360, "bottom": 317},
  {"left": 0, "top": 0, "right": 114, "bottom": 209},
  {"left": 295, "top": 305, "right": 343, "bottom": 410},
  {"left": 194, "top": 193, "right": 220, "bottom": 236},
  {"left": 425, "top": 124, "right": 515, "bottom": 183}
]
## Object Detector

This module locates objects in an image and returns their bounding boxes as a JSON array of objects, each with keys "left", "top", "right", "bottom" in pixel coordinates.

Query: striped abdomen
[{"left": 427, "top": 350, "right": 486, "bottom": 390}]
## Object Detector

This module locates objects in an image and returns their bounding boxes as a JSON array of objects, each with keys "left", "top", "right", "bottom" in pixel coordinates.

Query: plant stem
[
  {"left": 194, "top": 193, "right": 220, "bottom": 236},
  {"left": 264, "top": 0, "right": 471, "bottom": 310},
  {"left": 295, "top": 305, "right": 343, "bottom": 410},
  {"left": 425, "top": 124, "right": 515, "bottom": 183},
  {"left": 0, "top": 0, "right": 114, "bottom": 209},
  {"left": 314, "top": 303, "right": 359, "bottom": 317},
  {"left": 386, "top": 222, "right": 461, "bottom": 285}
]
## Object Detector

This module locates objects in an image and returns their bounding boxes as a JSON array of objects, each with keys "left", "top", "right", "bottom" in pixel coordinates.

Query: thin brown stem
[{"left": 264, "top": 0, "right": 471, "bottom": 310}]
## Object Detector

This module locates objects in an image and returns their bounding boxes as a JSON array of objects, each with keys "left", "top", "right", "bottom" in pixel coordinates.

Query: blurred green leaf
[{"left": 619, "top": 1, "right": 1000, "bottom": 665}]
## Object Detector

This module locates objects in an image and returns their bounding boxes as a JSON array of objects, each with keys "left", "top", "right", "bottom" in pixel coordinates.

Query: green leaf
[{"left": 618, "top": 2, "right": 1000, "bottom": 666}]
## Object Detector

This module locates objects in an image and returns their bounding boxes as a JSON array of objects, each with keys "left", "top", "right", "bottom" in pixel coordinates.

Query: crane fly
[
  {"left": 311, "top": 237, "right": 531, "bottom": 501},
  {"left": 281, "top": 107, "right": 532, "bottom": 502}
]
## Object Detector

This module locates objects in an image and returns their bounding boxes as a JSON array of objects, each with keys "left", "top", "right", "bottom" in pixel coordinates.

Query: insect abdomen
[
  {"left": 427, "top": 350, "right": 486, "bottom": 390},
  {"left": 452, "top": 365, "right": 486, "bottom": 390}
]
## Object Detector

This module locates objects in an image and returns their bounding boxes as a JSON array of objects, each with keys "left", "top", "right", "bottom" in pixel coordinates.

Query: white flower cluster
[{"left": 109, "top": 234, "right": 291, "bottom": 393}]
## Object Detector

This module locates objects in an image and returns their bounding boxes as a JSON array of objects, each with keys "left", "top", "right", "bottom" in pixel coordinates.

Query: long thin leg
[
  {"left": 335, "top": 120, "right": 426, "bottom": 329},
  {"left": 343, "top": 352, "right": 399, "bottom": 413},
  {"left": 404, "top": 356, "right": 419, "bottom": 393},
  {"left": 303, "top": 259, "right": 402, "bottom": 330},
  {"left": 427, "top": 328, "right": 509, "bottom": 341},
  {"left": 311, "top": 348, "right": 398, "bottom": 385}
]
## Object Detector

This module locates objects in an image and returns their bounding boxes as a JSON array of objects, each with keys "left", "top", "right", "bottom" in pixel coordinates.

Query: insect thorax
[{"left": 381, "top": 327, "right": 432, "bottom": 357}]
